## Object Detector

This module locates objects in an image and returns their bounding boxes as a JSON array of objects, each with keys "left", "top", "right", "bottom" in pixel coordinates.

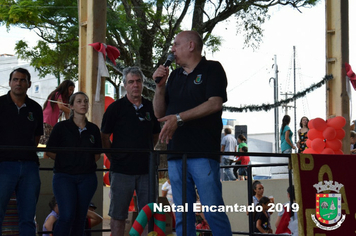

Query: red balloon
[
  {"left": 308, "top": 129, "right": 323, "bottom": 140},
  {"left": 104, "top": 172, "right": 110, "bottom": 186},
  {"left": 313, "top": 118, "right": 327, "bottom": 131},
  {"left": 311, "top": 138, "right": 325, "bottom": 153},
  {"left": 303, "top": 148, "right": 317, "bottom": 154},
  {"left": 105, "top": 96, "right": 115, "bottom": 111},
  {"left": 325, "top": 139, "right": 342, "bottom": 151},
  {"left": 321, "top": 148, "right": 335, "bottom": 154},
  {"left": 308, "top": 119, "right": 314, "bottom": 129},
  {"left": 334, "top": 149, "right": 344, "bottom": 154},
  {"left": 306, "top": 139, "right": 312, "bottom": 148},
  {"left": 335, "top": 129, "right": 345, "bottom": 140},
  {"left": 327, "top": 116, "right": 346, "bottom": 130},
  {"left": 323, "top": 127, "right": 336, "bottom": 140},
  {"left": 104, "top": 157, "right": 111, "bottom": 169}
]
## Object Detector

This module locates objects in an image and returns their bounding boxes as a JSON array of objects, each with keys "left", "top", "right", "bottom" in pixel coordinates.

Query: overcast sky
[
  {"left": 1, "top": 0, "right": 355, "bottom": 136},
  {"left": 205, "top": 0, "right": 355, "bottom": 135}
]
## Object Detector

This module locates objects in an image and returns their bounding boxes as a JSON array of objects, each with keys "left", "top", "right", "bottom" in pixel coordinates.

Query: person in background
[
  {"left": 153, "top": 30, "right": 232, "bottom": 236},
  {"left": 252, "top": 180, "right": 274, "bottom": 205},
  {"left": 220, "top": 128, "right": 237, "bottom": 181},
  {"left": 297, "top": 116, "right": 309, "bottom": 153},
  {"left": 350, "top": 131, "right": 356, "bottom": 154},
  {"left": 237, "top": 134, "right": 247, "bottom": 152},
  {"left": 254, "top": 196, "right": 273, "bottom": 234},
  {"left": 42, "top": 196, "right": 59, "bottom": 236},
  {"left": 46, "top": 92, "right": 102, "bottom": 236},
  {"left": 233, "top": 134, "right": 248, "bottom": 179},
  {"left": 280, "top": 115, "right": 296, "bottom": 153},
  {"left": 84, "top": 202, "right": 103, "bottom": 236},
  {"left": 252, "top": 180, "right": 264, "bottom": 205},
  {"left": 0, "top": 68, "right": 43, "bottom": 235},
  {"left": 249, "top": 181, "right": 274, "bottom": 221},
  {"left": 194, "top": 189, "right": 210, "bottom": 235},
  {"left": 101, "top": 66, "right": 160, "bottom": 236},
  {"left": 161, "top": 178, "right": 173, "bottom": 206},
  {"left": 40, "top": 80, "right": 75, "bottom": 146},
  {"left": 235, "top": 146, "right": 250, "bottom": 180},
  {"left": 275, "top": 185, "right": 298, "bottom": 235}
]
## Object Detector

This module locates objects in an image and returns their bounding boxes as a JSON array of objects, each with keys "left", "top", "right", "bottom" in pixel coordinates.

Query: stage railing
[{"left": 0, "top": 146, "right": 293, "bottom": 236}]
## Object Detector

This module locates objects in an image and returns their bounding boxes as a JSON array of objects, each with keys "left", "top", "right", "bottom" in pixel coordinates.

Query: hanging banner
[{"left": 292, "top": 154, "right": 355, "bottom": 235}]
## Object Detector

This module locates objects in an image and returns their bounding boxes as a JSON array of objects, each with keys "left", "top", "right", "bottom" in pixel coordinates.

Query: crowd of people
[{"left": 0, "top": 30, "right": 320, "bottom": 236}]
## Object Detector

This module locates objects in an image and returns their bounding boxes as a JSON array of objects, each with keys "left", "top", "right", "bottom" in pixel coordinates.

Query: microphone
[{"left": 155, "top": 54, "right": 175, "bottom": 83}]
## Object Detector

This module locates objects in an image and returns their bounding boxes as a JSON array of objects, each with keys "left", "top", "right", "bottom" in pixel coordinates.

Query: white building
[{"left": 0, "top": 55, "right": 58, "bottom": 106}]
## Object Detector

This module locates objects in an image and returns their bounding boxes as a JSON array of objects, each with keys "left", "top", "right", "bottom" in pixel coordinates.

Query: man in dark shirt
[
  {"left": 153, "top": 30, "right": 232, "bottom": 236},
  {"left": 0, "top": 68, "right": 43, "bottom": 235},
  {"left": 101, "top": 66, "right": 160, "bottom": 236}
]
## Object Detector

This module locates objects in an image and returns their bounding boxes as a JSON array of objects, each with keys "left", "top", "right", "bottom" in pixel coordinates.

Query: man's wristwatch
[{"left": 176, "top": 113, "right": 184, "bottom": 127}]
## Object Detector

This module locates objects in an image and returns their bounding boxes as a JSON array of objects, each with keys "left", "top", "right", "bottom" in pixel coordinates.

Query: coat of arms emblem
[{"left": 311, "top": 181, "right": 346, "bottom": 231}]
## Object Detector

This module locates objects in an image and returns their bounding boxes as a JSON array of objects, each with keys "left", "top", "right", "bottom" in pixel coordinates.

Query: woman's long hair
[
  {"left": 299, "top": 116, "right": 309, "bottom": 128},
  {"left": 252, "top": 180, "right": 261, "bottom": 196},
  {"left": 280, "top": 115, "right": 291, "bottom": 137},
  {"left": 238, "top": 134, "right": 247, "bottom": 143},
  {"left": 43, "top": 80, "right": 75, "bottom": 111}
]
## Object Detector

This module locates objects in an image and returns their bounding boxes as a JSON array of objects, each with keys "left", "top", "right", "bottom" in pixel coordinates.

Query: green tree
[{"left": 0, "top": 0, "right": 319, "bottom": 91}]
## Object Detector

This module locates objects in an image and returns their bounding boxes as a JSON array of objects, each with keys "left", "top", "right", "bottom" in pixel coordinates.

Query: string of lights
[{"left": 223, "top": 74, "right": 333, "bottom": 113}]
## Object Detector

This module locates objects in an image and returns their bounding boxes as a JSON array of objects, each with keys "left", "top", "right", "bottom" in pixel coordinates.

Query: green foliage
[
  {"left": 1, "top": 0, "right": 321, "bottom": 88},
  {"left": 15, "top": 39, "right": 78, "bottom": 81},
  {"left": 204, "top": 34, "right": 222, "bottom": 54},
  {"left": 235, "top": 5, "right": 270, "bottom": 50},
  {"left": 0, "top": 0, "right": 43, "bottom": 27}
]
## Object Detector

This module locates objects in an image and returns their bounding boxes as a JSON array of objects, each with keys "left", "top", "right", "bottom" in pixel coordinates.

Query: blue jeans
[
  {"left": 0, "top": 161, "right": 40, "bottom": 236},
  {"left": 282, "top": 149, "right": 292, "bottom": 154},
  {"left": 168, "top": 158, "right": 232, "bottom": 236},
  {"left": 53, "top": 172, "right": 97, "bottom": 236},
  {"left": 220, "top": 158, "right": 236, "bottom": 181}
]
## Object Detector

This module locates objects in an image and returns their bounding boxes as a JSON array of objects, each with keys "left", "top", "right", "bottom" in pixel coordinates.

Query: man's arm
[
  {"left": 153, "top": 86, "right": 167, "bottom": 119},
  {"left": 101, "top": 132, "right": 112, "bottom": 159},
  {"left": 153, "top": 66, "right": 169, "bottom": 118},
  {"left": 158, "top": 96, "right": 223, "bottom": 144},
  {"left": 179, "top": 96, "right": 223, "bottom": 122}
]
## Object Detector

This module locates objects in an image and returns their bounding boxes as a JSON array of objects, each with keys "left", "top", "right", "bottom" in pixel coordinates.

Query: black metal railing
[{"left": 0, "top": 146, "right": 293, "bottom": 236}]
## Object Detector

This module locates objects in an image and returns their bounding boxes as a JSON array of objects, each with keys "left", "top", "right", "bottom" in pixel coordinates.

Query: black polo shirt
[
  {"left": 101, "top": 95, "right": 161, "bottom": 175},
  {"left": 165, "top": 57, "right": 227, "bottom": 161},
  {"left": 46, "top": 117, "right": 102, "bottom": 174},
  {"left": 0, "top": 91, "right": 43, "bottom": 163}
]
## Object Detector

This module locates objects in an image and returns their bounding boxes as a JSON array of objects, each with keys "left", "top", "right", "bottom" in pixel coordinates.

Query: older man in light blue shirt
[{"left": 221, "top": 127, "right": 237, "bottom": 181}]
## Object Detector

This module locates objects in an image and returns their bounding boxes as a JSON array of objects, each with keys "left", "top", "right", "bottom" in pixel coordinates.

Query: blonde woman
[{"left": 46, "top": 92, "right": 102, "bottom": 236}]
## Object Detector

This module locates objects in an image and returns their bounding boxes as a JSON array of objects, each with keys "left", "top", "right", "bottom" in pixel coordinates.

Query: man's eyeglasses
[{"left": 136, "top": 110, "right": 146, "bottom": 121}]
